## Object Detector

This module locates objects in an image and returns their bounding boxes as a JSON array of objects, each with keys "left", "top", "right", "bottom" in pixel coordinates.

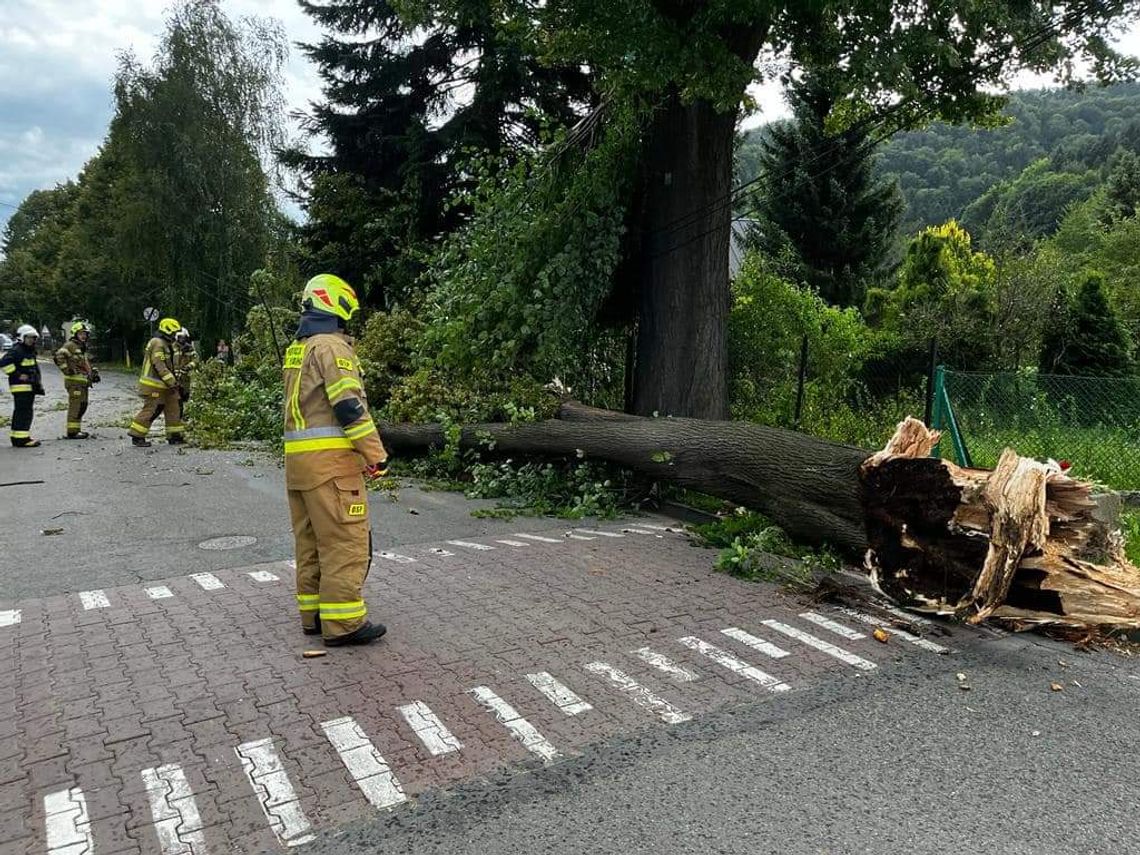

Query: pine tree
[
  {"left": 751, "top": 73, "right": 903, "bottom": 308},
  {"left": 1040, "top": 272, "right": 1133, "bottom": 375},
  {"left": 284, "top": 0, "right": 592, "bottom": 307}
]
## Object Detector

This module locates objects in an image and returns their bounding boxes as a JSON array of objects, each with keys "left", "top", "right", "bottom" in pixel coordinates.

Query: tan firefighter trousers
[
  {"left": 288, "top": 473, "right": 372, "bottom": 638},
  {"left": 129, "top": 388, "right": 184, "bottom": 439},
  {"left": 65, "top": 383, "right": 89, "bottom": 436}
]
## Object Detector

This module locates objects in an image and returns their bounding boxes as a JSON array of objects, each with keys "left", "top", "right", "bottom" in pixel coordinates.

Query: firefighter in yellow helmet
[
  {"left": 285, "top": 274, "right": 388, "bottom": 646},
  {"left": 54, "top": 320, "right": 101, "bottom": 439},
  {"left": 128, "top": 317, "right": 185, "bottom": 448}
]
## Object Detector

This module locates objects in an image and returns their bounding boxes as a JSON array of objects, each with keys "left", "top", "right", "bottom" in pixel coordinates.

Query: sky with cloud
[{"left": 2, "top": 1, "right": 1139, "bottom": 236}]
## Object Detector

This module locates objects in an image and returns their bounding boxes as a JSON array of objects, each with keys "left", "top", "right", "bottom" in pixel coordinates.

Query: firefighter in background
[
  {"left": 1, "top": 325, "right": 45, "bottom": 447},
  {"left": 128, "top": 317, "right": 185, "bottom": 448},
  {"left": 284, "top": 274, "right": 388, "bottom": 646},
  {"left": 54, "top": 320, "right": 100, "bottom": 439},
  {"left": 173, "top": 327, "right": 197, "bottom": 405}
]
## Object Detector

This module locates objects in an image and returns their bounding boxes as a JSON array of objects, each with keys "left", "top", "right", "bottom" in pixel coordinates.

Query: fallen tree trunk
[
  {"left": 380, "top": 414, "right": 869, "bottom": 552},
  {"left": 380, "top": 408, "right": 1140, "bottom": 631}
]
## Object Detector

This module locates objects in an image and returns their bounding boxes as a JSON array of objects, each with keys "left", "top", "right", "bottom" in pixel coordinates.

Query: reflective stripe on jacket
[
  {"left": 283, "top": 332, "right": 386, "bottom": 491},
  {"left": 138, "top": 336, "right": 176, "bottom": 394},
  {"left": 54, "top": 340, "right": 92, "bottom": 386},
  {"left": 0, "top": 343, "right": 41, "bottom": 392}
]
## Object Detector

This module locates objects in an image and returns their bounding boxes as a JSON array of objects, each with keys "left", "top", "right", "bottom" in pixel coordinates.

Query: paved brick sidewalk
[{"left": 0, "top": 521, "right": 962, "bottom": 854}]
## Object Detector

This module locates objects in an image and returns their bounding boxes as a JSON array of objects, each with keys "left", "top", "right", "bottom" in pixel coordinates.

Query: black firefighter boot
[
  {"left": 65, "top": 431, "right": 91, "bottom": 440},
  {"left": 324, "top": 621, "right": 387, "bottom": 647},
  {"left": 132, "top": 436, "right": 152, "bottom": 448}
]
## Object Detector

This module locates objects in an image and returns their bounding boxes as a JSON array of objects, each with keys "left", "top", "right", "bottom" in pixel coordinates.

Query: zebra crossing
[{"left": 25, "top": 604, "right": 946, "bottom": 852}]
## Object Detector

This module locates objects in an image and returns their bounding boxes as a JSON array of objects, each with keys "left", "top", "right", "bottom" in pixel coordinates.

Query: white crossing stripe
[
  {"left": 837, "top": 608, "right": 950, "bottom": 654},
  {"left": 526, "top": 672, "right": 593, "bottom": 715},
  {"left": 447, "top": 540, "right": 495, "bottom": 551},
  {"left": 495, "top": 539, "right": 529, "bottom": 547},
  {"left": 761, "top": 619, "right": 877, "bottom": 670},
  {"left": 469, "top": 686, "right": 561, "bottom": 762},
  {"left": 584, "top": 662, "right": 691, "bottom": 724},
  {"left": 513, "top": 533, "right": 562, "bottom": 544},
  {"left": 79, "top": 590, "right": 109, "bottom": 610},
  {"left": 720, "top": 627, "right": 791, "bottom": 659},
  {"left": 236, "top": 738, "right": 315, "bottom": 847},
  {"left": 189, "top": 573, "right": 225, "bottom": 591},
  {"left": 141, "top": 763, "right": 209, "bottom": 854},
  {"left": 799, "top": 611, "right": 865, "bottom": 640},
  {"left": 398, "top": 701, "right": 463, "bottom": 756},
  {"left": 377, "top": 551, "right": 417, "bottom": 564},
  {"left": 579, "top": 529, "right": 623, "bottom": 538},
  {"left": 622, "top": 527, "right": 657, "bottom": 535},
  {"left": 567, "top": 533, "right": 596, "bottom": 541},
  {"left": 0, "top": 609, "right": 21, "bottom": 627},
  {"left": 632, "top": 647, "right": 700, "bottom": 682},
  {"left": 678, "top": 637, "right": 789, "bottom": 692},
  {"left": 321, "top": 717, "right": 408, "bottom": 810},
  {"left": 427, "top": 547, "right": 455, "bottom": 557},
  {"left": 248, "top": 570, "right": 279, "bottom": 582},
  {"left": 145, "top": 586, "right": 174, "bottom": 600},
  {"left": 44, "top": 786, "right": 93, "bottom": 855}
]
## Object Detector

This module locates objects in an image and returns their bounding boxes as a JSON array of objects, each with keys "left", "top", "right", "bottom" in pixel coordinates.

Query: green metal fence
[{"left": 932, "top": 367, "right": 1140, "bottom": 490}]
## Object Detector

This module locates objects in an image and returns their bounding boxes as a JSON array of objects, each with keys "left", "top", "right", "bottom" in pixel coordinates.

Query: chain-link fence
[{"left": 935, "top": 368, "right": 1140, "bottom": 490}]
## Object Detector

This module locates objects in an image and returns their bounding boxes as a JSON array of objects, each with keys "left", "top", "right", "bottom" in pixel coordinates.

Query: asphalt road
[{"left": 2, "top": 358, "right": 1138, "bottom": 855}]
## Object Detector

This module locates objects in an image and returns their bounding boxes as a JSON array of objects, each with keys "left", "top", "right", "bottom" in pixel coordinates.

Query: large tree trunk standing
[{"left": 630, "top": 95, "right": 737, "bottom": 420}]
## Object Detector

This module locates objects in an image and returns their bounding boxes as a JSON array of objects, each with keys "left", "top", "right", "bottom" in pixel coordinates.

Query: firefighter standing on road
[
  {"left": 173, "top": 327, "right": 197, "bottom": 405},
  {"left": 54, "top": 320, "right": 100, "bottom": 439},
  {"left": 285, "top": 274, "right": 388, "bottom": 646},
  {"left": 128, "top": 317, "right": 185, "bottom": 448},
  {"left": 1, "top": 325, "right": 45, "bottom": 447}
]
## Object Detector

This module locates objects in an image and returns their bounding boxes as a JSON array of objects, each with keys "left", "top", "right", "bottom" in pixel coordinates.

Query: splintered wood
[{"left": 861, "top": 417, "right": 1140, "bottom": 631}]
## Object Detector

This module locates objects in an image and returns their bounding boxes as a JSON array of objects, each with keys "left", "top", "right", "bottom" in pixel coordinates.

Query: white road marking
[
  {"left": 44, "top": 786, "right": 93, "bottom": 854},
  {"left": 321, "top": 717, "right": 408, "bottom": 810},
  {"left": 145, "top": 586, "right": 174, "bottom": 600},
  {"left": 141, "top": 763, "right": 210, "bottom": 855},
  {"left": 761, "top": 619, "right": 877, "bottom": 670},
  {"left": 579, "top": 529, "right": 623, "bottom": 538},
  {"left": 0, "top": 609, "right": 21, "bottom": 627},
  {"left": 398, "top": 701, "right": 463, "bottom": 756},
  {"left": 376, "top": 551, "right": 416, "bottom": 564},
  {"left": 469, "top": 686, "right": 561, "bottom": 763},
  {"left": 720, "top": 627, "right": 791, "bottom": 659},
  {"left": 622, "top": 527, "right": 657, "bottom": 535},
  {"left": 798, "top": 611, "right": 865, "bottom": 640},
  {"left": 836, "top": 608, "right": 951, "bottom": 654},
  {"left": 427, "top": 547, "right": 455, "bottom": 557},
  {"left": 248, "top": 570, "right": 279, "bottom": 582},
  {"left": 567, "top": 533, "right": 596, "bottom": 541},
  {"left": 447, "top": 540, "right": 495, "bottom": 551},
  {"left": 495, "top": 539, "right": 529, "bottom": 547},
  {"left": 632, "top": 523, "right": 673, "bottom": 531},
  {"left": 583, "top": 662, "right": 691, "bottom": 724},
  {"left": 526, "top": 672, "right": 593, "bottom": 715},
  {"left": 189, "top": 573, "right": 225, "bottom": 591},
  {"left": 678, "top": 637, "right": 789, "bottom": 692},
  {"left": 513, "top": 533, "right": 562, "bottom": 544},
  {"left": 632, "top": 647, "right": 700, "bottom": 682},
  {"left": 79, "top": 590, "right": 109, "bottom": 610},
  {"left": 235, "top": 738, "right": 314, "bottom": 847}
]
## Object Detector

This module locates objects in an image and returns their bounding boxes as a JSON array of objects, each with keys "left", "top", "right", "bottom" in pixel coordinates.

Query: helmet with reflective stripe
[
  {"left": 70, "top": 320, "right": 91, "bottom": 335},
  {"left": 302, "top": 274, "right": 359, "bottom": 322},
  {"left": 158, "top": 317, "right": 181, "bottom": 336},
  {"left": 16, "top": 324, "right": 38, "bottom": 340}
]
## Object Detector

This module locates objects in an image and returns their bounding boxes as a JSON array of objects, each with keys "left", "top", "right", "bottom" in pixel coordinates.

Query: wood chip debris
[
  {"left": 302, "top": 650, "right": 327, "bottom": 659},
  {"left": 872, "top": 628, "right": 890, "bottom": 643}
]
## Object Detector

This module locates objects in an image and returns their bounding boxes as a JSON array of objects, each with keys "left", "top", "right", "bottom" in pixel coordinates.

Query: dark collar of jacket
[{"left": 295, "top": 310, "right": 344, "bottom": 339}]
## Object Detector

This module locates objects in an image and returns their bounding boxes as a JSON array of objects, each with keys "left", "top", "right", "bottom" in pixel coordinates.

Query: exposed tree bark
[{"left": 380, "top": 413, "right": 868, "bottom": 552}]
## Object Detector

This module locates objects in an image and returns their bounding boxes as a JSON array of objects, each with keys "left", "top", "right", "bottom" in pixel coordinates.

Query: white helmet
[
  {"left": 176, "top": 327, "right": 191, "bottom": 341},
  {"left": 16, "top": 324, "right": 38, "bottom": 341}
]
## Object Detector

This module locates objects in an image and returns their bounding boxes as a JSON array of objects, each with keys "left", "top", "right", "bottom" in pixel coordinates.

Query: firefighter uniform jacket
[
  {"left": 283, "top": 332, "right": 387, "bottom": 491},
  {"left": 137, "top": 335, "right": 177, "bottom": 396},
  {"left": 173, "top": 344, "right": 197, "bottom": 396},
  {"left": 54, "top": 339, "right": 93, "bottom": 386},
  {"left": 1, "top": 342, "right": 42, "bottom": 393}
]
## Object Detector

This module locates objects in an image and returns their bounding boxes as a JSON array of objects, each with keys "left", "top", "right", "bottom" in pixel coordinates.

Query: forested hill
[{"left": 738, "top": 82, "right": 1140, "bottom": 237}]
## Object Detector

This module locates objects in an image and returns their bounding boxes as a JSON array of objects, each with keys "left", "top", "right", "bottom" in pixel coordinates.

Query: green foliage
[
  {"left": 749, "top": 73, "right": 903, "bottom": 307},
  {"left": 354, "top": 308, "right": 426, "bottom": 413},
  {"left": 1102, "top": 148, "right": 1140, "bottom": 224},
  {"left": 1040, "top": 272, "right": 1133, "bottom": 376},
  {"left": 464, "top": 460, "right": 638, "bottom": 519},
  {"left": 1120, "top": 511, "right": 1140, "bottom": 565},
  {"left": 691, "top": 509, "right": 841, "bottom": 588}
]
